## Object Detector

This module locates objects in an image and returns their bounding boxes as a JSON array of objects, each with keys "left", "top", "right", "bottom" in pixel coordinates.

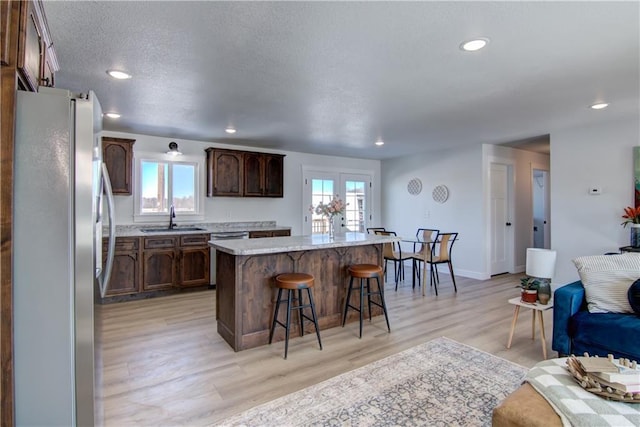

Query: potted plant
[{"left": 520, "top": 277, "right": 540, "bottom": 303}]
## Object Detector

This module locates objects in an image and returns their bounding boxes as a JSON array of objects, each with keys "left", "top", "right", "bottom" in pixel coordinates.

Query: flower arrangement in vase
[
  {"left": 310, "top": 195, "right": 347, "bottom": 238},
  {"left": 621, "top": 206, "right": 640, "bottom": 247}
]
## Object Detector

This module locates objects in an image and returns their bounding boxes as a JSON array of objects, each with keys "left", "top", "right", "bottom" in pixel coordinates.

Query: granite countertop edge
[
  {"left": 209, "top": 233, "right": 401, "bottom": 256},
  {"left": 109, "top": 221, "right": 291, "bottom": 237}
]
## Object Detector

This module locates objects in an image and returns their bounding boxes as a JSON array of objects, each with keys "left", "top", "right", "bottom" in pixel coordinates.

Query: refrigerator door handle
[{"left": 99, "top": 162, "right": 116, "bottom": 298}]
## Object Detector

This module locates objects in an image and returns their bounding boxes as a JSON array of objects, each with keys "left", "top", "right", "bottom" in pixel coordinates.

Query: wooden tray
[{"left": 566, "top": 356, "right": 640, "bottom": 403}]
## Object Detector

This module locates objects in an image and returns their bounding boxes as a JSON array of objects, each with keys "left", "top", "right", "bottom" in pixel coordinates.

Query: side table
[{"left": 506, "top": 297, "right": 554, "bottom": 359}]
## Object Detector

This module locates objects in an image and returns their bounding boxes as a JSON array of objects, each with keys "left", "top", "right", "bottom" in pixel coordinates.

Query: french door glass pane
[
  {"left": 311, "top": 179, "right": 334, "bottom": 234},
  {"left": 141, "top": 161, "right": 169, "bottom": 213},
  {"left": 344, "top": 180, "right": 366, "bottom": 232}
]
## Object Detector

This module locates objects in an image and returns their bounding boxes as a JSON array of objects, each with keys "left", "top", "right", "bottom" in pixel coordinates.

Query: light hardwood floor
[{"left": 96, "top": 269, "right": 556, "bottom": 426}]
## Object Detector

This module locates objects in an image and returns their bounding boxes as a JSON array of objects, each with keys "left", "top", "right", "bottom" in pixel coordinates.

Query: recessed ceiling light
[
  {"left": 590, "top": 102, "right": 609, "bottom": 110},
  {"left": 460, "top": 38, "right": 489, "bottom": 52},
  {"left": 375, "top": 140, "right": 384, "bottom": 146},
  {"left": 104, "top": 112, "right": 121, "bottom": 119},
  {"left": 225, "top": 127, "right": 236, "bottom": 134},
  {"left": 106, "top": 69, "right": 132, "bottom": 80}
]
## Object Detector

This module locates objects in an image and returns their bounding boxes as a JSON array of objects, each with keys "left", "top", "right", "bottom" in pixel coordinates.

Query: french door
[{"left": 302, "top": 170, "right": 371, "bottom": 235}]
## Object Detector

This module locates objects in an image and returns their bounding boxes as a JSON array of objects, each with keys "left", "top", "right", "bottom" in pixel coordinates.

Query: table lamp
[{"left": 525, "top": 248, "right": 557, "bottom": 304}]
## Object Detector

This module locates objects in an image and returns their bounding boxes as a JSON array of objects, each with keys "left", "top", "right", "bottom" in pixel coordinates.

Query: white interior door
[{"left": 490, "top": 163, "right": 511, "bottom": 275}]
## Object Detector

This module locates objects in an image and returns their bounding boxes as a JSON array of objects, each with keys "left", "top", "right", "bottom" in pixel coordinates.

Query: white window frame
[{"left": 134, "top": 151, "right": 205, "bottom": 223}]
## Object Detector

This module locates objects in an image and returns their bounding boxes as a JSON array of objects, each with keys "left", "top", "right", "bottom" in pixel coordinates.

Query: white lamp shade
[{"left": 525, "top": 248, "right": 557, "bottom": 279}]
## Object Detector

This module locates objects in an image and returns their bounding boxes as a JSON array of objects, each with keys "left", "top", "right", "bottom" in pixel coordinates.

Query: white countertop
[{"left": 209, "top": 232, "right": 400, "bottom": 255}]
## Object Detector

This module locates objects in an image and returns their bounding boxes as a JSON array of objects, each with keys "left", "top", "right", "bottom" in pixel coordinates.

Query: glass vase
[
  {"left": 631, "top": 224, "right": 640, "bottom": 248},
  {"left": 537, "top": 280, "right": 552, "bottom": 305},
  {"left": 328, "top": 216, "right": 335, "bottom": 238}
]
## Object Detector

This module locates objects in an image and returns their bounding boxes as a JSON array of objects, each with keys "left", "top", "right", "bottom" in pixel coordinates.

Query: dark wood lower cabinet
[
  {"left": 103, "top": 237, "right": 141, "bottom": 296},
  {"left": 103, "top": 233, "right": 210, "bottom": 299},
  {"left": 248, "top": 229, "right": 291, "bottom": 238},
  {"left": 109, "top": 252, "right": 140, "bottom": 294},
  {"left": 143, "top": 249, "right": 177, "bottom": 291},
  {"left": 178, "top": 234, "right": 210, "bottom": 287},
  {"left": 179, "top": 247, "right": 210, "bottom": 287}
]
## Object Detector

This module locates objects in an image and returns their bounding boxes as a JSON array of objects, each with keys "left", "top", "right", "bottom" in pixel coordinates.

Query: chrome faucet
[{"left": 169, "top": 205, "right": 176, "bottom": 229}]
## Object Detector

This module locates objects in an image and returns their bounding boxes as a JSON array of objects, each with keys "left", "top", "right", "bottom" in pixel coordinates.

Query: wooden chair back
[
  {"left": 375, "top": 230, "right": 398, "bottom": 259},
  {"left": 435, "top": 232, "right": 458, "bottom": 262},
  {"left": 415, "top": 228, "right": 439, "bottom": 255}
]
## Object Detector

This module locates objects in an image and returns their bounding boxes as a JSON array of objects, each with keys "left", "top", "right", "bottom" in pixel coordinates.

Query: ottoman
[{"left": 492, "top": 383, "right": 562, "bottom": 427}]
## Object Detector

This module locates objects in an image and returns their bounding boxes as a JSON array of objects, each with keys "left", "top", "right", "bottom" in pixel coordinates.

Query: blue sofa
[{"left": 552, "top": 280, "right": 640, "bottom": 361}]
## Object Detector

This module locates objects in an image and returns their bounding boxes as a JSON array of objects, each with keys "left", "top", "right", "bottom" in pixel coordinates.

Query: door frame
[
  {"left": 340, "top": 173, "right": 372, "bottom": 234},
  {"left": 531, "top": 162, "right": 550, "bottom": 249},
  {"left": 485, "top": 156, "right": 515, "bottom": 276},
  {"left": 301, "top": 166, "right": 375, "bottom": 235}
]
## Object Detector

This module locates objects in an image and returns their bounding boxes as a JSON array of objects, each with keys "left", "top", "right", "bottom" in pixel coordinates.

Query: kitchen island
[{"left": 209, "top": 233, "right": 400, "bottom": 351}]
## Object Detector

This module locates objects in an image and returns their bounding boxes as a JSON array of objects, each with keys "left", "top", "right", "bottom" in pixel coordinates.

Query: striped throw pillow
[{"left": 572, "top": 254, "right": 640, "bottom": 313}]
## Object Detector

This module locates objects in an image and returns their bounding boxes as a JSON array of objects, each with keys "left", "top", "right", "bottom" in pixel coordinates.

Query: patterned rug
[{"left": 218, "top": 337, "right": 527, "bottom": 426}]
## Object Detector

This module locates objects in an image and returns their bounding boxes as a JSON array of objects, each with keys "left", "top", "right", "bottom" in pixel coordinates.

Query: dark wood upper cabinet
[
  {"left": 263, "top": 154, "right": 284, "bottom": 197},
  {"left": 17, "top": 0, "right": 57, "bottom": 91},
  {"left": 206, "top": 148, "right": 244, "bottom": 197},
  {"left": 103, "top": 137, "right": 135, "bottom": 195},
  {"left": 206, "top": 148, "right": 284, "bottom": 198},
  {"left": 243, "top": 151, "right": 264, "bottom": 197}
]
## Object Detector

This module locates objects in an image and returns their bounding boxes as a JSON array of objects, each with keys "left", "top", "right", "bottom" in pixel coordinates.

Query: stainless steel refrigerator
[{"left": 13, "top": 87, "right": 115, "bottom": 426}]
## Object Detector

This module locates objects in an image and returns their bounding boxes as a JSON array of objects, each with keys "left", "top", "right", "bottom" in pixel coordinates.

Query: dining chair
[
  {"left": 407, "top": 228, "right": 439, "bottom": 288},
  {"left": 374, "top": 230, "right": 411, "bottom": 290},
  {"left": 366, "top": 227, "right": 386, "bottom": 234},
  {"left": 422, "top": 232, "right": 458, "bottom": 296}
]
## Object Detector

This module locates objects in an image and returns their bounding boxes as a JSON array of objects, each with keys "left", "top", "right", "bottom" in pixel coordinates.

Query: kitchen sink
[{"left": 141, "top": 227, "right": 206, "bottom": 233}]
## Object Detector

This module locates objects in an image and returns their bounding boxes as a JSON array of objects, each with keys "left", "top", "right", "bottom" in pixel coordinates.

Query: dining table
[{"left": 400, "top": 234, "right": 460, "bottom": 291}]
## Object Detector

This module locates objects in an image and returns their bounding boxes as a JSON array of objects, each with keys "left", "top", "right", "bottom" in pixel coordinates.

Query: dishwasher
[{"left": 209, "top": 231, "right": 249, "bottom": 288}]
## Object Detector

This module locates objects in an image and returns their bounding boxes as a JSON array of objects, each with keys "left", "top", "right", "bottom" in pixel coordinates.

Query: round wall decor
[
  {"left": 432, "top": 185, "right": 449, "bottom": 203},
  {"left": 407, "top": 178, "right": 422, "bottom": 195}
]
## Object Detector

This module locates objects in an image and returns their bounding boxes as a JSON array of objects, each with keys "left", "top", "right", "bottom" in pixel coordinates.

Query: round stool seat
[
  {"left": 348, "top": 264, "right": 383, "bottom": 278},
  {"left": 275, "top": 273, "right": 314, "bottom": 290}
]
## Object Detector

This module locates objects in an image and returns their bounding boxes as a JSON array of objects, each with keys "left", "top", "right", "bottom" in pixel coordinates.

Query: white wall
[
  {"left": 551, "top": 118, "right": 640, "bottom": 285},
  {"left": 381, "top": 144, "right": 485, "bottom": 279},
  {"left": 103, "top": 131, "right": 381, "bottom": 235},
  {"left": 381, "top": 143, "right": 550, "bottom": 280}
]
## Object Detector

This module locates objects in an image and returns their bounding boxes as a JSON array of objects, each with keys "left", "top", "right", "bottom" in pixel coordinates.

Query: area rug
[{"left": 218, "top": 337, "right": 527, "bottom": 426}]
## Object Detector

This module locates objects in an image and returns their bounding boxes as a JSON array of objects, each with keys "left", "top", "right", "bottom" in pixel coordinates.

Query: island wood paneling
[{"left": 216, "top": 243, "right": 383, "bottom": 351}]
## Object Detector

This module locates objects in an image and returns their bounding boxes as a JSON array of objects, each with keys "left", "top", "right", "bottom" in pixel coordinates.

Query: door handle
[{"left": 506, "top": 222, "right": 512, "bottom": 226}]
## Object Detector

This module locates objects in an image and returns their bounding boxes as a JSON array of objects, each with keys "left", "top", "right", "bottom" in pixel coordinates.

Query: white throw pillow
[{"left": 572, "top": 254, "right": 640, "bottom": 313}]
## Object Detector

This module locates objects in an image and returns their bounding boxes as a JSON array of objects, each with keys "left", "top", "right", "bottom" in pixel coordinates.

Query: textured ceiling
[{"left": 43, "top": 1, "right": 639, "bottom": 160}]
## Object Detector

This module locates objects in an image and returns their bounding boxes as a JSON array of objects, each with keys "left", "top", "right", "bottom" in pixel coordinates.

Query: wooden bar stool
[
  {"left": 342, "top": 264, "right": 391, "bottom": 338},
  {"left": 268, "top": 273, "right": 322, "bottom": 359}
]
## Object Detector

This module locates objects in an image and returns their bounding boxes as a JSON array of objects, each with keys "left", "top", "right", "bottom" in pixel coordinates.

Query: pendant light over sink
[{"left": 166, "top": 141, "right": 182, "bottom": 156}]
